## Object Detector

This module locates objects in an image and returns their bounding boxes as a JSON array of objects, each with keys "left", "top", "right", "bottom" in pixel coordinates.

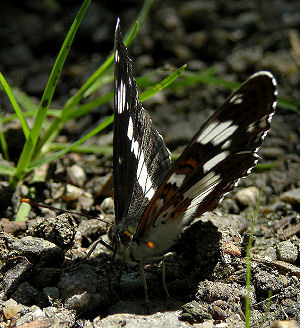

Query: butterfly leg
[
  {"left": 107, "top": 247, "right": 120, "bottom": 301},
  {"left": 139, "top": 260, "right": 150, "bottom": 312},
  {"left": 66, "top": 238, "right": 108, "bottom": 270},
  {"left": 162, "top": 256, "right": 170, "bottom": 298}
]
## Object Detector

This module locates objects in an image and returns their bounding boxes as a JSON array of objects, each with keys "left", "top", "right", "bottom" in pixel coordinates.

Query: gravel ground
[{"left": 0, "top": 1, "right": 299, "bottom": 327}]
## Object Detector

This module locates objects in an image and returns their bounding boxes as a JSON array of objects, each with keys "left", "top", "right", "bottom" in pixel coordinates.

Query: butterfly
[{"left": 109, "top": 18, "right": 277, "bottom": 306}]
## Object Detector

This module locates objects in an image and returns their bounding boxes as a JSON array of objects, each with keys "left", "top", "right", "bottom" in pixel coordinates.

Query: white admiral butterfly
[{"left": 110, "top": 19, "right": 277, "bottom": 305}]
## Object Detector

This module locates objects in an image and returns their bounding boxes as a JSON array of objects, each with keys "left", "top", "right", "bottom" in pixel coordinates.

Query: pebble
[
  {"left": 58, "top": 264, "right": 110, "bottom": 313},
  {"left": 277, "top": 240, "right": 298, "bottom": 263},
  {"left": 280, "top": 188, "right": 300, "bottom": 205},
  {"left": 179, "top": 301, "right": 211, "bottom": 324},
  {"left": 29, "top": 213, "right": 76, "bottom": 250},
  {"left": 2, "top": 298, "right": 24, "bottom": 320},
  {"left": 235, "top": 186, "right": 259, "bottom": 207},
  {"left": 260, "top": 246, "right": 277, "bottom": 262},
  {"left": 271, "top": 320, "right": 300, "bottom": 328},
  {"left": 5, "top": 235, "right": 65, "bottom": 267},
  {"left": 100, "top": 197, "right": 114, "bottom": 214},
  {"left": 63, "top": 184, "right": 92, "bottom": 202},
  {"left": 67, "top": 164, "right": 87, "bottom": 187}
]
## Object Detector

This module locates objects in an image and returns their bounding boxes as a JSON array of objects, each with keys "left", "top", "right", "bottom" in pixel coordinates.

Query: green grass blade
[
  {"left": 82, "top": 74, "right": 113, "bottom": 99},
  {"left": 245, "top": 184, "right": 264, "bottom": 328},
  {"left": 0, "top": 109, "right": 60, "bottom": 125},
  {"left": 67, "top": 91, "right": 113, "bottom": 120},
  {"left": 170, "top": 68, "right": 240, "bottom": 90},
  {"left": 50, "top": 142, "right": 113, "bottom": 155},
  {"left": 10, "top": 0, "right": 91, "bottom": 186},
  {"left": 140, "top": 64, "right": 187, "bottom": 102},
  {"left": 253, "top": 162, "right": 276, "bottom": 172},
  {"left": 28, "top": 115, "right": 114, "bottom": 171},
  {"left": 0, "top": 73, "right": 30, "bottom": 139}
]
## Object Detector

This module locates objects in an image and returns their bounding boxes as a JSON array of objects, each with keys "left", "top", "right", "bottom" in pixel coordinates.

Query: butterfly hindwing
[
  {"left": 113, "top": 19, "right": 171, "bottom": 228},
  {"left": 134, "top": 72, "right": 277, "bottom": 258}
]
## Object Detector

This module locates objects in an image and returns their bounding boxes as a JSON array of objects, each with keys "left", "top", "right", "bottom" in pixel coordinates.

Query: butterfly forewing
[
  {"left": 136, "top": 72, "right": 277, "bottom": 248},
  {"left": 113, "top": 19, "right": 171, "bottom": 227}
]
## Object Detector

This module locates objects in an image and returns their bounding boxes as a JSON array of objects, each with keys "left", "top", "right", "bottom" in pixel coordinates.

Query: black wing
[{"left": 113, "top": 19, "right": 171, "bottom": 227}]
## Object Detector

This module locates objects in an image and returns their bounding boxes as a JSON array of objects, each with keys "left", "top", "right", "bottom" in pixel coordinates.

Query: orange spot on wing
[{"left": 147, "top": 241, "right": 155, "bottom": 248}]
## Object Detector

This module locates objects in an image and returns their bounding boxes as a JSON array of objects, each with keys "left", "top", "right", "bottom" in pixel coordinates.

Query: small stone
[
  {"left": 1, "top": 252, "right": 33, "bottom": 294},
  {"left": 67, "top": 164, "right": 87, "bottom": 187},
  {"left": 2, "top": 298, "right": 23, "bottom": 319},
  {"left": 93, "top": 173, "right": 113, "bottom": 198},
  {"left": 280, "top": 188, "right": 300, "bottom": 205},
  {"left": 28, "top": 213, "right": 76, "bottom": 250},
  {"left": 260, "top": 246, "right": 277, "bottom": 262},
  {"left": 277, "top": 240, "right": 298, "bottom": 263},
  {"left": 179, "top": 301, "right": 211, "bottom": 324},
  {"left": 235, "top": 186, "right": 259, "bottom": 207},
  {"left": 222, "top": 242, "right": 241, "bottom": 256},
  {"left": 271, "top": 320, "right": 300, "bottom": 328},
  {"left": 6, "top": 235, "right": 65, "bottom": 267},
  {"left": 58, "top": 265, "right": 110, "bottom": 313},
  {"left": 100, "top": 197, "right": 114, "bottom": 214},
  {"left": 63, "top": 184, "right": 92, "bottom": 201}
]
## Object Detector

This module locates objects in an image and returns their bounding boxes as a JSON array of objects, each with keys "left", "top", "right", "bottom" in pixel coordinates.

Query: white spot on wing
[
  {"left": 198, "top": 121, "right": 237, "bottom": 146},
  {"left": 197, "top": 121, "right": 218, "bottom": 144},
  {"left": 212, "top": 124, "right": 238, "bottom": 146},
  {"left": 258, "top": 116, "right": 268, "bottom": 129},
  {"left": 131, "top": 138, "right": 139, "bottom": 157},
  {"left": 117, "top": 81, "right": 126, "bottom": 113},
  {"left": 182, "top": 173, "right": 221, "bottom": 222},
  {"left": 221, "top": 139, "right": 231, "bottom": 149},
  {"left": 229, "top": 93, "right": 243, "bottom": 104},
  {"left": 127, "top": 117, "right": 133, "bottom": 140},
  {"left": 136, "top": 152, "right": 155, "bottom": 199},
  {"left": 184, "top": 172, "right": 220, "bottom": 199},
  {"left": 115, "top": 49, "right": 119, "bottom": 62},
  {"left": 167, "top": 173, "right": 185, "bottom": 188},
  {"left": 247, "top": 122, "right": 256, "bottom": 133},
  {"left": 203, "top": 151, "right": 229, "bottom": 173}
]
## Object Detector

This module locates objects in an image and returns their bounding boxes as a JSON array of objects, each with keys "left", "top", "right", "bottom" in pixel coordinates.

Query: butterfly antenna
[{"left": 21, "top": 198, "right": 114, "bottom": 227}]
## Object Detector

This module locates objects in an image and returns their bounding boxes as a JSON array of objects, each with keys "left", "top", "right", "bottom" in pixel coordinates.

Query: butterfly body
[{"left": 111, "top": 18, "right": 277, "bottom": 277}]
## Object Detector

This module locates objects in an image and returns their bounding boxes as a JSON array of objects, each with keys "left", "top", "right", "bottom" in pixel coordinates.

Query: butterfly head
[
  {"left": 108, "top": 224, "right": 137, "bottom": 266},
  {"left": 108, "top": 223, "right": 156, "bottom": 266}
]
